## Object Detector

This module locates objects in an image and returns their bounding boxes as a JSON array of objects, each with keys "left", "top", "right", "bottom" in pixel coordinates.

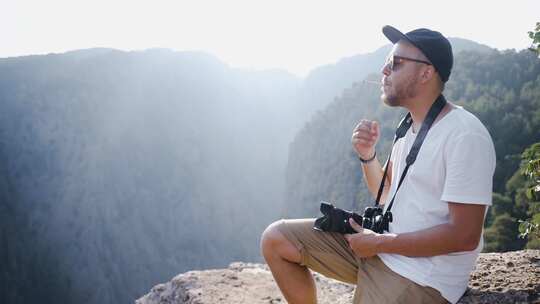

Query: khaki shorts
[{"left": 276, "top": 218, "right": 449, "bottom": 304}]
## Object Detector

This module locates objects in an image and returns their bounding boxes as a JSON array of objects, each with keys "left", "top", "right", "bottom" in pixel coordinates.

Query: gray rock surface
[{"left": 136, "top": 250, "right": 540, "bottom": 304}]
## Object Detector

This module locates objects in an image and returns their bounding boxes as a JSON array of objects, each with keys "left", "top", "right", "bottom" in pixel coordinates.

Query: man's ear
[{"left": 420, "top": 66, "right": 436, "bottom": 84}]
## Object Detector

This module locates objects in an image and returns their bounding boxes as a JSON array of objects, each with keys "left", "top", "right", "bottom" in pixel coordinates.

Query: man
[{"left": 261, "top": 25, "right": 496, "bottom": 304}]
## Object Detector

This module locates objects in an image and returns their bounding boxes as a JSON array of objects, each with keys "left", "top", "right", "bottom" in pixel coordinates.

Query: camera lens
[
  {"left": 364, "top": 207, "right": 374, "bottom": 217},
  {"left": 363, "top": 218, "right": 372, "bottom": 229}
]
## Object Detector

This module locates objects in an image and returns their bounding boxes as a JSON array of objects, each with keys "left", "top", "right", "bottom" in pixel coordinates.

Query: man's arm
[
  {"left": 378, "top": 202, "right": 486, "bottom": 256},
  {"left": 345, "top": 202, "right": 487, "bottom": 257},
  {"left": 351, "top": 119, "right": 392, "bottom": 204},
  {"left": 361, "top": 158, "right": 392, "bottom": 205}
]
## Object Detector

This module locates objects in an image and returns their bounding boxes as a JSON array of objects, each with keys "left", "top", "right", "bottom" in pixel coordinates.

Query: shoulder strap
[
  {"left": 374, "top": 95, "right": 447, "bottom": 211},
  {"left": 374, "top": 113, "right": 412, "bottom": 205}
]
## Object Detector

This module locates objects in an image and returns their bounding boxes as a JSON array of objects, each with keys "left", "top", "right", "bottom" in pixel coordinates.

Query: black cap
[{"left": 382, "top": 25, "right": 453, "bottom": 82}]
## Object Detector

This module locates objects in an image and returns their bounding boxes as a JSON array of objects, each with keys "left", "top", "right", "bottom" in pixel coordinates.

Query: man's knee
[
  {"left": 260, "top": 220, "right": 301, "bottom": 263},
  {"left": 260, "top": 221, "right": 283, "bottom": 256}
]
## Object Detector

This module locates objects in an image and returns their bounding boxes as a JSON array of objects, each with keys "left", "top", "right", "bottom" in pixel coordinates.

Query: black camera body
[
  {"left": 361, "top": 205, "right": 392, "bottom": 234},
  {"left": 313, "top": 202, "right": 392, "bottom": 234}
]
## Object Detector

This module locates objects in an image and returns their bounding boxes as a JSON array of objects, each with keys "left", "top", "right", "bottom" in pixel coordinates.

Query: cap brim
[{"left": 382, "top": 25, "right": 409, "bottom": 44}]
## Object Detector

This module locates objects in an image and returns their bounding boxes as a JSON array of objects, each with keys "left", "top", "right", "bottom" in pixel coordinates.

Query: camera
[{"left": 313, "top": 201, "right": 392, "bottom": 234}]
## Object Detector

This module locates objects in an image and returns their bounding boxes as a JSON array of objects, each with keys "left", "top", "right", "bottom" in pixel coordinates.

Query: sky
[{"left": 2, "top": 0, "right": 539, "bottom": 77}]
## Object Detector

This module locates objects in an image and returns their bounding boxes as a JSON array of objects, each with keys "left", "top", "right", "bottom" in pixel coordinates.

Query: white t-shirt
[{"left": 378, "top": 106, "right": 496, "bottom": 304}]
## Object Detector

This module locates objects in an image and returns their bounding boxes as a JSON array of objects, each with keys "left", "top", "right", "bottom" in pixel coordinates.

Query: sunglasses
[{"left": 384, "top": 55, "right": 432, "bottom": 71}]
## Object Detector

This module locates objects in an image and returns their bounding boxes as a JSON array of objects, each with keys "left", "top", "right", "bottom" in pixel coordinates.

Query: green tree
[
  {"left": 522, "top": 142, "right": 540, "bottom": 199},
  {"left": 484, "top": 213, "right": 527, "bottom": 252},
  {"left": 516, "top": 22, "right": 540, "bottom": 246},
  {"left": 517, "top": 143, "right": 540, "bottom": 247},
  {"left": 528, "top": 22, "right": 540, "bottom": 55},
  {"left": 486, "top": 193, "right": 513, "bottom": 226}
]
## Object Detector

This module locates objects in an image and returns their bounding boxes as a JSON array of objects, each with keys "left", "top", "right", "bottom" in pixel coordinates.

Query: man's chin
[{"left": 381, "top": 94, "right": 399, "bottom": 107}]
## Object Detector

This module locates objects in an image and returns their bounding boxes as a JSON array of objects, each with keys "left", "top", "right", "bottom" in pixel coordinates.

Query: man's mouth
[{"left": 381, "top": 82, "right": 391, "bottom": 93}]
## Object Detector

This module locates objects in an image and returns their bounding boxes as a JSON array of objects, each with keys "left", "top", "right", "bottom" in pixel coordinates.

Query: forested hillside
[{"left": 0, "top": 49, "right": 301, "bottom": 304}]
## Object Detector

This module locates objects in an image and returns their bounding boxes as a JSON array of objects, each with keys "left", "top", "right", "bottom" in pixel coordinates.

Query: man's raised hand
[{"left": 351, "top": 120, "right": 379, "bottom": 160}]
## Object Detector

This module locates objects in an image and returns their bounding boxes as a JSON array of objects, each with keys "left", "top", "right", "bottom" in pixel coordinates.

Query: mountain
[
  {"left": 0, "top": 48, "right": 301, "bottom": 304},
  {"left": 0, "top": 37, "right": 508, "bottom": 304}
]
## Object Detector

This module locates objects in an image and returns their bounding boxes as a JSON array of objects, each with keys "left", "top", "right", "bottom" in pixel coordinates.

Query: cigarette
[{"left": 362, "top": 80, "right": 381, "bottom": 85}]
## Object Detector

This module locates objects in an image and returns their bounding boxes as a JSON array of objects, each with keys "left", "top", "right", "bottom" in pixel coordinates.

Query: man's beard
[{"left": 381, "top": 75, "right": 419, "bottom": 107}]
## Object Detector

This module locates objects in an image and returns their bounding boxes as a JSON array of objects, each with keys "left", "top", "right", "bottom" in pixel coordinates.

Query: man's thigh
[
  {"left": 355, "top": 256, "right": 449, "bottom": 304},
  {"left": 276, "top": 218, "right": 448, "bottom": 304},
  {"left": 275, "top": 218, "right": 359, "bottom": 284}
]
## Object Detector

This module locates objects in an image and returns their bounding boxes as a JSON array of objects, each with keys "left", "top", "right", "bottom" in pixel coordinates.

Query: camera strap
[{"left": 374, "top": 95, "right": 447, "bottom": 213}]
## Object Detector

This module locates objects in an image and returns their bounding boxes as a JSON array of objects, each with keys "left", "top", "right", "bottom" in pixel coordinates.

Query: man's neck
[{"left": 405, "top": 92, "right": 441, "bottom": 133}]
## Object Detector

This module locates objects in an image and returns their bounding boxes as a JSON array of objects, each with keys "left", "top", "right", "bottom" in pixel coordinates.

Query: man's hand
[
  {"left": 351, "top": 120, "right": 379, "bottom": 160},
  {"left": 344, "top": 217, "right": 383, "bottom": 258}
]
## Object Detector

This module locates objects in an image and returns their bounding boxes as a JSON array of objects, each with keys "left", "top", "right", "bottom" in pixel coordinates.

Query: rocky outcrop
[
  {"left": 136, "top": 250, "right": 540, "bottom": 304},
  {"left": 459, "top": 250, "right": 540, "bottom": 304}
]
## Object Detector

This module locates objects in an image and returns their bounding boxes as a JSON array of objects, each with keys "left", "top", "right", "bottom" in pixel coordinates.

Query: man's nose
[{"left": 381, "top": 62, "right": 391, "bottom": 76}]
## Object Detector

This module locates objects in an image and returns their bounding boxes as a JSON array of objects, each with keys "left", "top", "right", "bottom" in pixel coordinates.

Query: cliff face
[{"left": 136, "top": 250, "right": 540, "bottom": 304}]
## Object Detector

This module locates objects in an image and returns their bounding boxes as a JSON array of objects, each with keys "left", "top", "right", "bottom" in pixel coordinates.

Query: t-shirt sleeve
[{"left": 441, "top": 132, "right": 496, "bottom": 205}]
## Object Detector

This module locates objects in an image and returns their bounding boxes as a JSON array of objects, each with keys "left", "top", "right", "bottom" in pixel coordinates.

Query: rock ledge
[{"left": 136, "top": 250, "right": 540, "bottom": 304}]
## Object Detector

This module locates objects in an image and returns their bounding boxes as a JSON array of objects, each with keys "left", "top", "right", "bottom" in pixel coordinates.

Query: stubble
[{"left": 381, "top": 74, "right": 419, "bottom": 107}]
